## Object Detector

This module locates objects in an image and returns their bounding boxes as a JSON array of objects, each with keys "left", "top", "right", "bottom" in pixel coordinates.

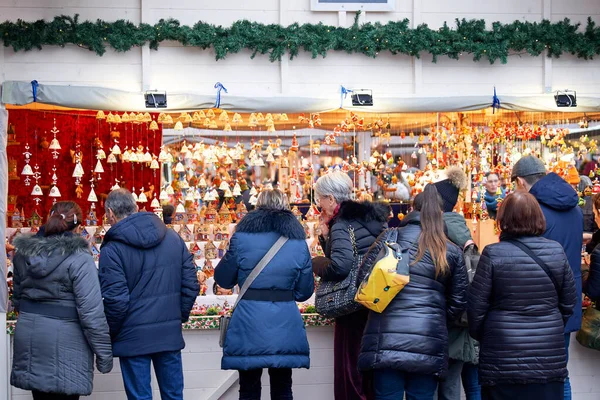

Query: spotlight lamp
[
  {"left": 351, "top": 89, "right": 374, "bottom": 106},
  {"left": 145, "top": 90, "right": 167, "bottom": 108},
  {"left": 554, "top": 90, "right": 577, "bottom": 108}
]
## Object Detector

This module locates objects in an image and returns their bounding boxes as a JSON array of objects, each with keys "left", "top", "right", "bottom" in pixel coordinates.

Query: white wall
[{"left": 0, "top": 0, "right": 599, "bottom": 99}]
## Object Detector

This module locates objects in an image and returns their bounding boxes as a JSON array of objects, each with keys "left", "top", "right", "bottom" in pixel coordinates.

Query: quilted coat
[
  {"left": 587, "top": 242, "right": 600, "bottom": 302},
  {"left": 468, "top": 235, "right": 577, "bottom": 386},
  {"left": 312, "top": 200, "right": 390, "bottom": 282},
  {"left": 529, "top": 172, "right": 583, "bottom": 333},
  {"left": 357, "top": 212, "right": 468, "bottom": 377},
  {"left": 11, "top": 233, "right": 113, "bottom": 396},
  {"left": 99, "top": 212, "right": 199, "bottom": 357},
  {"left": 215, "top": 208, "right": 314, "bottom": 370}
]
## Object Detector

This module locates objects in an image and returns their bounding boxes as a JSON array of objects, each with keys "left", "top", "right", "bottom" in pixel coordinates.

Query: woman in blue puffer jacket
[{"left": 215, "top": 189, "right": 314, "bottom": 400}]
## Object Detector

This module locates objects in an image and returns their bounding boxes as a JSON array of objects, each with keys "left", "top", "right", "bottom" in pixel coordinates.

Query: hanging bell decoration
[
  {"left": 176, "top": 203, "right": 186, "bottom": 213},
  {"left": 224, "top": 188, "right": 233, "bottom": 198},
  {"left": 94, "top": 159, "right": 104, "bottom": 174},
  {"left": 88, "top": 187, "right": 98, "bottom": 202},
  {"left": 49, "top": 185, "right": 62, "bottom": 198},
  {"left": 31, "top": 184, "right": 43, "bottom": 196},
  {"left": 175, "top": 162, "right": 185, "bottom": 172},
  {"left": 151, "top": 197, "right": 160, "bottom": 208},
  {"left": 174, "top": 121, "right": 184, "bottom": 131},
  {"left": 96, "top": 110, "right": 106, "bottom": 120},
  {"left": 232, "top": 183, "right": 242, "bottom": 196},
  {"left": 159, "top": 189, "right": 169, "bottom": 200},
  {"left": 72, "top": 162, "right": 84, "bottom": 178},
  {"left": 166, "top": 185, "right": 175, "bottom": 195},
  {"left": 149, "top": 121, "right": 159, "bottom": 131},
  {"left": 21, "top": 164, "right": 34, "bottom": 176},
  {"left": 111, "top": 144, "right": 121, "bottom": 155},
  {"left": 185, "top": 190, "right": 195, "bottom": 202},
  {"left": 138, "top": 188, "right": 148, "bottom": 203},
  {"left": 150, "top": 158, "right": 160, "bottom": 169},
  {"left": 107, "top": 153, "right": 117, "bottom": 164}
]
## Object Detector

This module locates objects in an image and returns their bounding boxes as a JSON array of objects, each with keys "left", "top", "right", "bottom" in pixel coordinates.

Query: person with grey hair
[
  {"left": 312, "top": 171, "right": 391, "bottom": 400},
  {"left": 215, "top": 189, "right": 313, "bottom": 399},
  {"left": 99, "top": 188, "right": 199, "bottom": 400}
]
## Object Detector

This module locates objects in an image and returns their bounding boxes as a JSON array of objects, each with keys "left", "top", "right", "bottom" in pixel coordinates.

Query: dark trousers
[
  {"left": 238, "top": 368, "right": 293, "bottom": 400},
  {"left": 482, "top": 382, "right": 564, "bottom": 400},
  {"left": 119, "top": 350, "right": 184, "bottom": 400},
  {"left": 32, "top": 392, "right": 79, "bottom": 400},
  {"left": 373, "top": 369, "right": 438, "bottom": 400},
  {"left": 334, "top": 310, "right": 372, "bottom": 400}
]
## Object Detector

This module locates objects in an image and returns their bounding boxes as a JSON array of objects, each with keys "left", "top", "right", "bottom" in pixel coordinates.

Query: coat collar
[{"left": 235, "top": 208, "right": 306, "bottom": 240}]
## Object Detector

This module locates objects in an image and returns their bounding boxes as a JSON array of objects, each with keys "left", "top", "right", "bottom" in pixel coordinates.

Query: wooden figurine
[
  {"left": 75, "top": 184, "right": 84, "bottom": 199},
  {"left": 195, "top": 224, "right": 211, "bottom": 242},
  {"left": 189, "top": 242, "right": 202, "bottom": 263},
  {"left": 214, "top": 224, "right": 230, "bottom": 242},
  {"left": 94, "top": 227, "right": 107, "bottom": 246},
  {"left": 218, "top": 241, "right": 228, "bottom": 258},
  {"left": 11, "top": 209, "right": 23, "bottom": 228},
  {"left": 235, "top": 202, "right": 248, "bottom": 221},
  {"left": 291, "top": 206, "right": 303, "bottom": 221},
  {"left": 179, "top": 224, "right": 194, "bottom": 242},
  {"left": 204, "top": 241, "right": 217, "bottom": 260},
  {"left": 205, "top": 203, "right": 218, "bottom": 223},
  {"left": 197, "top": 270, "right": 208, "bottom": 296},
  {"left": 203, "top": 259, "right": 215, "bottom": 278},
  {"left": 91, "top": 244, "right": 101, "bottom": 262},
  {"left": 86, "top": 209, "right": 98, "bottom": 226},
  {"left": 27, "top": 210, "right": 42, "bottom": 227}
]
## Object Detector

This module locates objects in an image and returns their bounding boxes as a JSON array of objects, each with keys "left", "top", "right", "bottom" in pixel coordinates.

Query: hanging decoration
[{"left": 49, "top": 119, "right": 61, "bottom": 159}]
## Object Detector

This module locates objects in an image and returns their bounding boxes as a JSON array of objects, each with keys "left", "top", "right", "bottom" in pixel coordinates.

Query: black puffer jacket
[
  {"left": 468, "top": 235, "right": 577, "bottom": 386},
  {"left": 587, "top": 242, "right": 600, "bottom": 302},
  {"left": 357, "top": 212, "right": 468, "bottom": 377},
  {"left": 313, "top": 200, "right": 390, "bottom": 281}
]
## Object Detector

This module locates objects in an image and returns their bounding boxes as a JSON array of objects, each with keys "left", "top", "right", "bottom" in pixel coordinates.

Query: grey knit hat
[{"left": 511, "top": 155, "right": 546, "bottom": 180}]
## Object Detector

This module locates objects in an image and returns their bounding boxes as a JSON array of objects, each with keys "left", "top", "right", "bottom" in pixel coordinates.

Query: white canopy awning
[{"left": 3, "top": 81, "right": 600, "bottom": 113}]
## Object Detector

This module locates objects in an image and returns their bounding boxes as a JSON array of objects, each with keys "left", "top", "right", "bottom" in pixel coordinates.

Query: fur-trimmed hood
[
  {"left": 235, "top": 208, "right": 306, "bottom": 240},
  {"left": 337, "top": 200, "right": 391, "bottom": 223},
  {"left": 13, "top": 234, "right": 90, "bottom": 278}
]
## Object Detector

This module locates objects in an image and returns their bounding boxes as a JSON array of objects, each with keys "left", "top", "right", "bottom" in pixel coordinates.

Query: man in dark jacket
[
  {"left": 512, "top": 155, "right": 583, "bottom": 400},
  {"left": 99, "top": 189, "right": 200, "bottom": 400}
]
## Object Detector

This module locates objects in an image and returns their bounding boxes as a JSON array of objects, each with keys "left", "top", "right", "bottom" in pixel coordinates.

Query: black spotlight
[
  {"left": 554, "top": 90, "right": 576, "bottom": 108},
  {"left": 145, "top": 90, "right": 167, "bottom": 108},
  {"left": 352, "top": 89, "right": 373, "bottom": 106}
]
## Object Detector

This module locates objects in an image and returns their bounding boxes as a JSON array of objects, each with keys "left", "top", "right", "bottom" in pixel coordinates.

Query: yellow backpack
[{"left": 355, "top": 242, "right": 410, "bottom": 313}]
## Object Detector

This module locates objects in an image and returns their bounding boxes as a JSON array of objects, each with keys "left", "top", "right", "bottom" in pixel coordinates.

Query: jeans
[
  {"left": 374, "top": 369, "right": 437, "bottom": 400},
  {"left": 238, "top": 368, "right": 293, "bottom": 400},
  {"left": 461, "top": 363, "right": 481, "bottom": 400},
  {"left": 437, "top": 359, "right": 464, "bottom": 400},
  {"left": 119, "top": 350, "right": 184, "bottom": 400},
  {"left": 32, "top": 392, "right": 79, "bottom": 400},
  {"left": 564, "top": 333, "right": 571, "bottom": 400}
]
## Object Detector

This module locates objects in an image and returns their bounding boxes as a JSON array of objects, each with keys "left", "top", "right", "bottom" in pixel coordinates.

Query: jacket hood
[
  {"left": 336, "top": 200, "right": 391, "bottom": 235},
  {"left": 529, "top": 172, "right": 579, "bottom": 211},
  {"left": 13, "top": 233, "right": 90, "bottom": 278},
  {"left": 102, "top": 212, "right": 167, "bottom": 249},
  {"left": 400, "top": 211, "right": 421, "bottom": 227},
  {"left": 235, "top": 208, "right": 306, "bottom": 240}
]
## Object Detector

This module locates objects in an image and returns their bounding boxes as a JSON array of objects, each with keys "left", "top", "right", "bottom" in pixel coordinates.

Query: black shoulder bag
[{"left": 505, "top": 239, "right": 560, "bottom": 294}]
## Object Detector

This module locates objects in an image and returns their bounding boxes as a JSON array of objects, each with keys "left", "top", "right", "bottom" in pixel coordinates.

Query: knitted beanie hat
[{"left": 432, "top": 166, "right": 467, "bottom": 213}]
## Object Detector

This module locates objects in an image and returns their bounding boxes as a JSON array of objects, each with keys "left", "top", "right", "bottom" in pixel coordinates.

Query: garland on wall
[{"left": 1, "top": 13, "right": 599, "bottom": 63}]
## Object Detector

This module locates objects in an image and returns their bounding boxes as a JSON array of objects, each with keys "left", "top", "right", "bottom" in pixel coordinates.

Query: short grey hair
[
  {"left": 256, "top": 189, "right": 289, "bottom": 211},
  {"left": 315, "top": 171, "right": 353, "bottom": 203},
  {"left": 105, "top": 188, "right": 138, "bottom": 220}
]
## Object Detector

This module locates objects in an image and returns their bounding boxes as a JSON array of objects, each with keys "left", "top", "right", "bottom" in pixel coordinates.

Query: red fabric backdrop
[{"left": 6, "top": 109, "right": 163, "bottom": 224}]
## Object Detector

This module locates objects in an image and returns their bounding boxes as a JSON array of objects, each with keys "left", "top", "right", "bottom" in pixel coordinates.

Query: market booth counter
[{"left": 6, "top": 309, "right": 335, "bottom": 400}]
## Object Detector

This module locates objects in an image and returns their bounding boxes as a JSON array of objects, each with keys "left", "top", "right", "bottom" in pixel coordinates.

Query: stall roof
[{"left": 3, "top": 81, "right": 600, "bottom": 114}]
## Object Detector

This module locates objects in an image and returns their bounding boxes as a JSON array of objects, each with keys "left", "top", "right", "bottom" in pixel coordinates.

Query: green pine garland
[{"left": 1, "top": 13, "right": 599, "bottom": 64}]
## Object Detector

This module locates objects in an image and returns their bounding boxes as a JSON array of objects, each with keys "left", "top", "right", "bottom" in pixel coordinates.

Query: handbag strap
[
  {"left": 348, "top": 225, "right": 358, "bottom": 257},
  {"left": 232, "top": 236, "right": 288, "bottom": 311},
  {"left": 506, "top": 239, "right": 560, "bottom": 295}
]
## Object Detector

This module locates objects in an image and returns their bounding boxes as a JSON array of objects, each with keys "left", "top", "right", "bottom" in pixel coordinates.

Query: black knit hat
[{"left": 433, "top": 179, "right": 459, "bottom": 212}]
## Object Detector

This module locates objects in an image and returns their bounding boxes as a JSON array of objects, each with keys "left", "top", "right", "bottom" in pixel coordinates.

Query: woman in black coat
[
  {"left": 468, "top": 191, "right": 577, "bottom": 400},
  {"left": 585, "top": 193, "right": 600, "bottom": 301},
  {"left": 312, "top": 171, "right": 390, "bottom": 400},
  {"left": 357, "top": 184, "right": 468, "bottom": 399}
]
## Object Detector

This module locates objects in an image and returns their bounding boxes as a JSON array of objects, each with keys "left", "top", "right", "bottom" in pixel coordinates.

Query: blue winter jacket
[
  {"left": 99, "top": 212, "right": 200, "bottom": 357},
  {"left": 215, "top": 208, "right": 314, "bottom": 371},
  {"left": 529, "top": 172, "right": 583, "bottom": 333}
]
